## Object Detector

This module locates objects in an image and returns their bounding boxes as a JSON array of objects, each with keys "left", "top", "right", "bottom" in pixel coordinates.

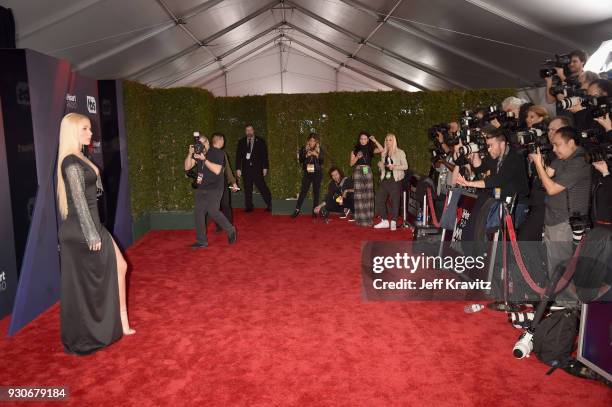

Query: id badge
[
  {"left": 362, "top": 166, "right": 369, "bottom": 175},
  {"left": 246, "top": 152, "right": 251, "bottom": 160},
  {"left": 385, "top": 171, "right": 392, "bottom": 180},
  {"left": 306, "top": 164, "right": 315, "bottom": 173},
  {"left": 196, "top": 172, "right": 204, "bottom": 184},
  {"left": 335, "top": 195, "right": 343, "bottom": 205}
]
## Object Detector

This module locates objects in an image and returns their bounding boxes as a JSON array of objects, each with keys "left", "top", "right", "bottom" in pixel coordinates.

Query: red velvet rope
[
  {"left": 426, "top": 187, "right": 442, "bottom": 228},
  {"left": 504, "top": 213, "right": 584, "bottom": 297}
]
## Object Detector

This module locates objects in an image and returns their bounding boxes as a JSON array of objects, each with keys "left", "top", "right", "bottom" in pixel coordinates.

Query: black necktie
[{"left": 248, "top": 138, "right": 253, "bottom": 153}]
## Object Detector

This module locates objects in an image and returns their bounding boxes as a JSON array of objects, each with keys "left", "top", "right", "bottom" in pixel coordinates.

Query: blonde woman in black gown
[{"left": 56, "top": 113, "right": 134, "bottom": 355}]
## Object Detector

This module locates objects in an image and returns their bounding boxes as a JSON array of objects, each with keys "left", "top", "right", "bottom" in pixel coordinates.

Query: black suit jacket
[{"left": 236, "top": 136, "right": 269, "bottom": 173}]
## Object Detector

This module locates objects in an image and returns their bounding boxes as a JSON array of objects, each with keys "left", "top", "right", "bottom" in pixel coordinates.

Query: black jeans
[
  {"left": 207, "top": 185, "right": 232, "bottom": 230},
  {"left": 194, "top": 188, "right": 233, "bottom": 244},
  {"left": 243, "top": 168, "right": 272, "bottom": 210},
  {"left": 375, "top": 178, "right": 402, "bottom": 221},
  {"left": 296, "top": 171, "right": 322, "bottom": 211}
]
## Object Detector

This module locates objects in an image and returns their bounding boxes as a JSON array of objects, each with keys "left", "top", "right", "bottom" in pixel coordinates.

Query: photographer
[
  {"left": 431, "top": 126, "right": 453, "bottom": 196},
  {"left": 314, "top": 167, "right": 355, "bottom": 221},
  {"left": 518, "top": 116, "right": 573, "bottom": 240},
  {"left": 567, "top": 78, "right": 612, "bottom": 134},
  {"left": 491, "top": 97, "right": 532, "bottom": 130},
  {"left": 588, "top": 79, "right": 612, "bottom": 139},
  {"left": 529, "top": 127, "right": 591, "bottom": 282},
  {"left": 544, "top": 50, "right": 587, "bottom": 106},
  {"left": 185, "top": 134, "right": 237, "bottom": 249},
  {"left": 456, "top": 127, "right": 529, "bottom": 228}
]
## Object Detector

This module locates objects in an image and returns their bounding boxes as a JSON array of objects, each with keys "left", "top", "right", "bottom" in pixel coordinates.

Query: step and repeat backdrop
[{"left": 0, "top": 49, "right": 132, "bottom": 334}]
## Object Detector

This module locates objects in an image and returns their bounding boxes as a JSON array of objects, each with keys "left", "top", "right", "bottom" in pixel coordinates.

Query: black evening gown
[{"left": 59, "top": 154, "right": 122, "bottom": 355}]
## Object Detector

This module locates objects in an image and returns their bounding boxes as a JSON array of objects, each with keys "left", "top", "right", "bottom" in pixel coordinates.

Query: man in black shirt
[
  {"left": 456, "top": 127, "right": 530, "bottom": 228},
  {"left": 184, "top": 134, "right": 237, "bottom": 248},
  {"left": 313, "top": 167, "right": 355, "bottom": 220},
  {"left": 235, "top": 125, "right": 272, "bottom": 212}
]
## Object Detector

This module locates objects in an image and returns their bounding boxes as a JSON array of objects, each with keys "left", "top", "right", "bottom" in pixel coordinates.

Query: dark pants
[
  {"left": 375, "top": 179, "right": 402, "bottom": 221},
  {"left": 325, "top": 194, "right": 354, "bottom": 213},
  {"left": 296, "top": 172, "right": 322, "bottom": 211},
  {"left": 517, "top": 205, "right": 545, "bottom": 241},
  {"left": 243, "top": 168, "right": 272, "bottom": 210},
  {"left": 195, "top": 188, "right": 233, "bottom": 244},
  {"left": 206, "top": 185, "right": 233, "bottom": 231}
]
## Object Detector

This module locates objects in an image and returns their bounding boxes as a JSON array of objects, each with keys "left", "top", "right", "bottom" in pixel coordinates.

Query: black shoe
[
  {"left": 190, "top": 242, "right": 208, "bottom": 249},
  {"left": 228, "top": 227, "right": 237, "bottom": 244},
  {"left": 290, "top": 209, "right": 300, "bottom": 218},
  {"left": 245, "top": 208, "right": 253, "bottom": 213}
]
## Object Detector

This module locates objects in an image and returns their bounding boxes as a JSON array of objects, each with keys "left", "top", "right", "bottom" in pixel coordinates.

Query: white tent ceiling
[{"left": 3, "top": 0, "right": 612, "bottom": 96}]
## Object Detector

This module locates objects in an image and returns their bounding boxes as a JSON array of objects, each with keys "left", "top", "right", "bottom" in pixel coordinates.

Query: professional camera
[
  {"left": 513, "top": 126, "right": 550, "bottom": 154},
  {"left": 482, "top": 106, "right": 519, "bottom": 130},
  {"left": 579, "top": 128, "right": 611, "bottom": 162},
  {"left": 428, "top": 123, "right": 450, "bottom": 140},
  {"left": 453, "top": 141, "right": 484, "bottom": 168},
  {"left": 192, "top": 131, "right": 206, "bottom": 157},
  {"left": 539, "top": 54, "right": 571, "bottom": 79},
  {"left": 549, "top": 81, "right": 583, "bottom": 98},
  {"left": 430, "top": 148, "right": 448, "bottom": 164},
  {"left": 569, "top": 212, "right": 592, "bottom": 244},
  {"left": 587, "top": 143, "right": 612, "bottom": 163},
  {"left": 457, "top": 142, "right": 481, "bottom": 157},
  {"left": 513, "top": 330, "right": 534, "bottom": 359},
  {"left": 556, "top": 93, "right": 588, "bottom": 110},
  {"left": 587, "top": 96, "right": 612, "bottom": 118},
  {"left": 460, "top": 110, "right": 481, "bottom": 130}
]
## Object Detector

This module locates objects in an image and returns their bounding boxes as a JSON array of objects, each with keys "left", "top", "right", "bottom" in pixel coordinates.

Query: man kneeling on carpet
[
  {"left": 314, "top": 166, "right": 355, "bottom": 222},
  {"left": 185, "top": 133, "right": 237, "bottom": 248}
]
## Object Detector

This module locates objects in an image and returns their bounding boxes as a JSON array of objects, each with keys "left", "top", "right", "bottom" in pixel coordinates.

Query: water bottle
[
  {"left": 464, "top": 304, "right": 484, "bottom": 313},
  {"left": 416, "top": 208, "right": 423, "bottom": 225}
]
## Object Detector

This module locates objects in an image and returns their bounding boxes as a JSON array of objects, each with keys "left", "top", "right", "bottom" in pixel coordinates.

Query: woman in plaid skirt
[{"left": 350, "top": 132, "right": 382, "bottom": 226}]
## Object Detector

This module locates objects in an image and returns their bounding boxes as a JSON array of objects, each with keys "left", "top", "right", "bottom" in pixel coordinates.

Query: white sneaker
[
  {"left": 390, "top": 220, "right": 397, "bottom": 231},
  {"left": 374, "top": 220, "right": 390, "bottom": 229}
]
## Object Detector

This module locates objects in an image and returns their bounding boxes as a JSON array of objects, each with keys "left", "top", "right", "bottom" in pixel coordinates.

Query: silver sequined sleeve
[{"left": 64, "top": 163, "right": 101, "bottom": 246}]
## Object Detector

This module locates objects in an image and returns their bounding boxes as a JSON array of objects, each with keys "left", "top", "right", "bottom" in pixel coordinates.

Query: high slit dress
[{"left": 58, "top": 154, "right": 122, "bottom": 355}]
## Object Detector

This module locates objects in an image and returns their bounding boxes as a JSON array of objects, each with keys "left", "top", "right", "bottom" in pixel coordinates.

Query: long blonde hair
[
  {"left": 57, "top": 113, "right": 89, "bottom": 219},
  {"left": 384, "top": 133, "right": 398, "bottom": 156}
]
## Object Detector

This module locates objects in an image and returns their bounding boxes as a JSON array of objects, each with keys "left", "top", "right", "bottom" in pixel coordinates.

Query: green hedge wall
[
  {"left": 123, "top": 82, "right": 214, "bottom": 217},
  {"left": 123, "top": 82, "right": 154, "bottom": 217},
  {"left": 123, "top": 82, "right": 515, "bottom": 215}
]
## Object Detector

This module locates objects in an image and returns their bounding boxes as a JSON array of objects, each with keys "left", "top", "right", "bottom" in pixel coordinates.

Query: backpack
[{"left": 532, "top": 309, "right": 579, "bottom": 373}]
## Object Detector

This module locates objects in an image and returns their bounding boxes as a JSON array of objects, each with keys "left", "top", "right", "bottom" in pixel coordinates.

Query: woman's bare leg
[{"left": 112, "top": 238, "right": 135, "bottom": 335}]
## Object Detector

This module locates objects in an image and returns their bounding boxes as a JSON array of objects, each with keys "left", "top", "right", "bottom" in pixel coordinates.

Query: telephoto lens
[
  {"left": 556, "top": 96, "right": 584, "bottom": 110},
  {"left": 513, "top": 331, "right": 534, "bottom": 359}
]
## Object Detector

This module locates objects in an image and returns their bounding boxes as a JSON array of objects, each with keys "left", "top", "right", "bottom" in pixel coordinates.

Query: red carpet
[{"left": 1, "top": 211, "right": 610, "bottom": 406}]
